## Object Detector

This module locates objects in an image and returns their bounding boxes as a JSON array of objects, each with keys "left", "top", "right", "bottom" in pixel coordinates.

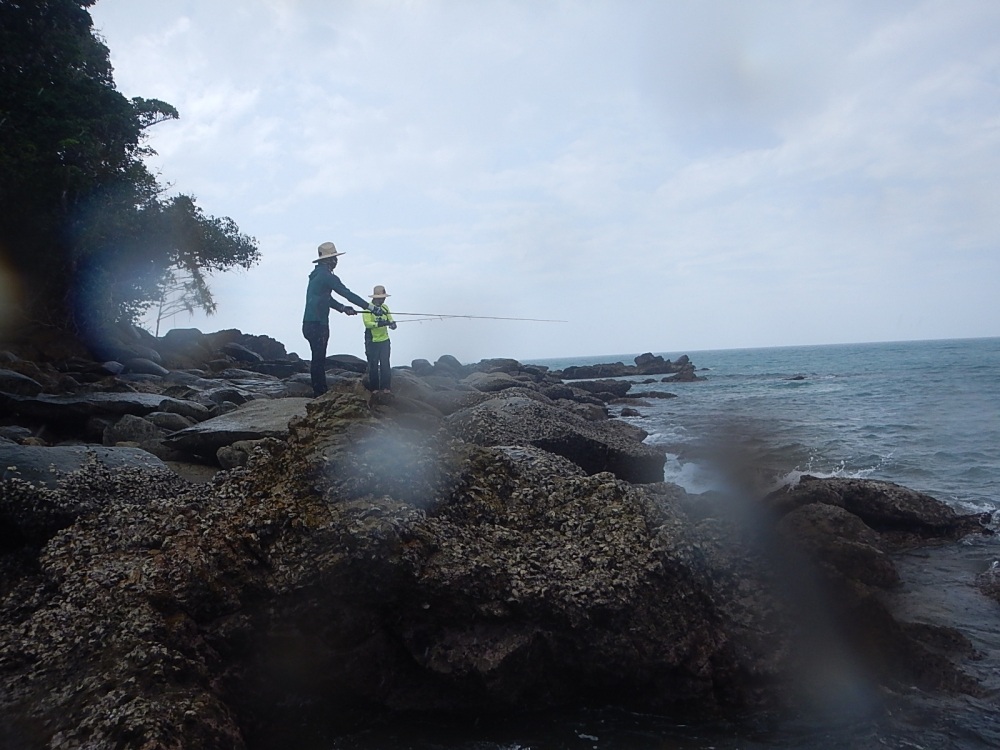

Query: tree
[
  {"left": 0, "top": 0, "right": 259, "bottom": 346},
  {"left": 149, "top": 266, "right": 216, "bottom": 337}
]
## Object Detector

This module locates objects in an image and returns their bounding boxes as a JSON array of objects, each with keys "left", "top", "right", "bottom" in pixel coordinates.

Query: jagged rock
[
  {"left": 445, "top": 396, "right": 665, "bottom": 483},
  {"left": 163, "top": 397, "right": 312, "bottom": 459}
]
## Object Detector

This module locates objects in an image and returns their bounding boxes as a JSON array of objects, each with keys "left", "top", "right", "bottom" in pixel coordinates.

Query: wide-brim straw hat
[
  {"left": 314, "top": 241, "right": 346, "bottom": 262},
  {"left": 369, "top": 285, "right": 391, "bottom": 298}
]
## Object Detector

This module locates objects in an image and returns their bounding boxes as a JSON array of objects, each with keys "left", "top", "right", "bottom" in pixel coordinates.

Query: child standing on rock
[{"left": 362, "top": 285, "right": 396, "bottom": 392}]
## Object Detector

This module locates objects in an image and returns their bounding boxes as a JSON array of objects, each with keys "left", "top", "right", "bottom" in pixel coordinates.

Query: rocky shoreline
[
  {"left": 0, "top": 325, "right": 995, "bottom": 749},
  {"left": 0, "top": 324, "right": 684, "bottom": 483}
]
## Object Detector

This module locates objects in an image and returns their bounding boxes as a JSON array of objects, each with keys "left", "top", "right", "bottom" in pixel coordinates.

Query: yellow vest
[{"left": 362, "top": 304, "right": 394, "bottom": 343}]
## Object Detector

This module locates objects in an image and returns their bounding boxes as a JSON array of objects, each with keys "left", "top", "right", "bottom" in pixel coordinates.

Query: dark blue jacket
[{"left": 302, "top": 265, "right": 369, "bottom": 325}]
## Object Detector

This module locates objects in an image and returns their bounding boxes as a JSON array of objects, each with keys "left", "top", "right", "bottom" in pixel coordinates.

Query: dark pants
[
  {"left": 365, "top": 339, "right": 391, "bottom": 391},
  {"left": 302, "top": 321, "right": 330, "bottom": 396}
]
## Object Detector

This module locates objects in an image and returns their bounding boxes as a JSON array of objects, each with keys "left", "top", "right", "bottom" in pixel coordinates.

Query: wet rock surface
[{"left": 0, "top": 327, "right": 993, "bottom": 749}]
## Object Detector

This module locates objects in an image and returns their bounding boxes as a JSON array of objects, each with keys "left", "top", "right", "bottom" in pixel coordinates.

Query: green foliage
[{"left": 0, "top": 0, "right": 259, "bottom": 340}]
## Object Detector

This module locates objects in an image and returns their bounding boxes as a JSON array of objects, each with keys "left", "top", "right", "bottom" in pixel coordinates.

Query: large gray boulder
[
  {"left": 163, "top": 397, "right": 311, "bottom": 458},
  {"left": 445, "top": 395, "right": 665, "bottom": 483}
]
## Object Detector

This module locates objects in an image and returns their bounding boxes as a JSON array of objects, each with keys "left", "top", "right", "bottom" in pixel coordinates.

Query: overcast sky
[{"left": 89, "top": 0, "right": 1000, "bottom": 365}]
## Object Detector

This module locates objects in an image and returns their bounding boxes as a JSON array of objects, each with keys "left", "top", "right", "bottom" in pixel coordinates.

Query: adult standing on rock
[
  {"left": 362, "top": 284, "right": 396, "bottom": 392},
  {"left": 302, "top": 242, "right": 384, "bottom": 396}
]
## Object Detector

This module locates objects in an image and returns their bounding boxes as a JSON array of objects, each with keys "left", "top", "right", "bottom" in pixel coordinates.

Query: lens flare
[{"left": 0, "top": 245, "right": 26, "bottom": 342}]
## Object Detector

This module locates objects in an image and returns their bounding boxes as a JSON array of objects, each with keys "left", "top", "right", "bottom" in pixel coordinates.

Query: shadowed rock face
[{"left": 0, "top": 380, "right": 990, "bottom": 749}]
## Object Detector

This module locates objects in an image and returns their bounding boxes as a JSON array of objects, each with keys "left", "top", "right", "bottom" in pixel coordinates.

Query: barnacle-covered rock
[
  {"left": 444, "top": 396, "right": 666, "bottom": 483},
  {"left": 0, "top": 381, "right": 989, "bottom": 749}
]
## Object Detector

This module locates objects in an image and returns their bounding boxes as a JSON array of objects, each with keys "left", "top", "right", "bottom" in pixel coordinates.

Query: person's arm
[
  {"left": 362, "top": 311, "right": 379, "bottom": 330},
  {"left": 329, "top": 274, "right": 376, "bottom": 311}
]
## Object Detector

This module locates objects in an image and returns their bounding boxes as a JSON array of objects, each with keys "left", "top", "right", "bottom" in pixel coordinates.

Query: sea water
[
  {"left": 330, "top": 338, "right": 1000, "bottom": 750},
  {"left": 567, "top": 337, "right": 1000, "bottom": 517}
]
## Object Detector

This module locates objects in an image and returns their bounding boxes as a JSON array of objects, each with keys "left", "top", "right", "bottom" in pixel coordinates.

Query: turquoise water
[{"left": 330, "top": 338, "right": 1000, "bottom": 749}]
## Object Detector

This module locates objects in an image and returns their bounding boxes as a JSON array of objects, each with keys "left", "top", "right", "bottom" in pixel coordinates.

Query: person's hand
[
  {"left": 389, "top": 322, "right": 397, "bottom": 330},
  {"left": 343, "top": 307, "right": 357, "bottom": 316},
  {"left": 370, "top": 304, "right": 385, "bottom": 316}
]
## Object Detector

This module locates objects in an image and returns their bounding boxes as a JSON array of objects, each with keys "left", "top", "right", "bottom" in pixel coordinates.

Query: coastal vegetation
[{"left": 0, "top": 0, "right": 258, "bottom": 345}]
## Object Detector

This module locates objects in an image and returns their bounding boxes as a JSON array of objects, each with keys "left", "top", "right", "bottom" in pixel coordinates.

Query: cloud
[{"left": 93, "top": 0, "right": 1000, "bottom": 362}]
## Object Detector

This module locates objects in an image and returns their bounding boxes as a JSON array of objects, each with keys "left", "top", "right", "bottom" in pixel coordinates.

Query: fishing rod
[
  {"left": 389, "top": 316, "right": 451, "bottom": 324},
  {"left": 349, "top": 310, "right": 567, "bottom": 323}
]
